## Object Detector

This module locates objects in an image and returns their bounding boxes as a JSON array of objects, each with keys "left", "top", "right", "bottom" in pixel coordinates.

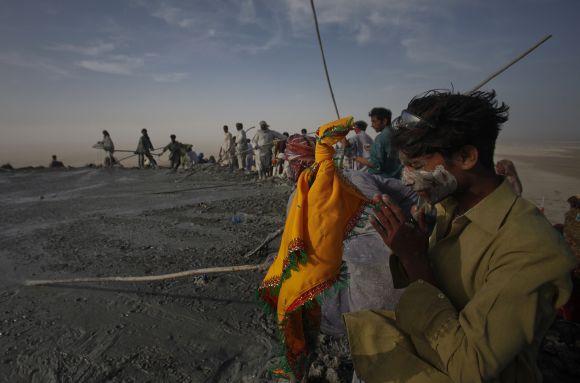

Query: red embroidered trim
[
  {"left": 260, "top": 275, "right": 281, "bottom": 290},
  {"left": 343, "top": 204, "right": 366, "bottom": 240},
  {"left": 282, "top": 238, "right": 306, "bottom": 269},
  {"left": 285, "top": 276, "right": 337, "bottom": 313}
]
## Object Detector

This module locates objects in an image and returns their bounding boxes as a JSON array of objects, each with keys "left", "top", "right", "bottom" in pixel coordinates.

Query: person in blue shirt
[{"left": 354, "top": 107, "right": 402, "bottom": 178}]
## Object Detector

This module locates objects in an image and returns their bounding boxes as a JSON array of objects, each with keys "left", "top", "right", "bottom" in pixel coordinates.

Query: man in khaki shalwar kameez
[{"left": 344, "top": 90, "right": 576, "bottom": 383}]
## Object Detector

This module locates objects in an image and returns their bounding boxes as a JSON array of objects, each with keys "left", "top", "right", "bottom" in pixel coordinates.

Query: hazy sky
[{"left": 1, "top": 0, "right": 579, "bottom": 166}]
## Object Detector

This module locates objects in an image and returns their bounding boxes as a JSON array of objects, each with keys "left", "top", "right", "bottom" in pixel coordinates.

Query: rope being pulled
[{"left": 23, "top": 227, "right": 283, "bottom": 286}]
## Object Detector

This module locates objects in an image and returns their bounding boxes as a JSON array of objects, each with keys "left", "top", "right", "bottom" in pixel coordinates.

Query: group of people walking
[
  {"left": 219, "top": 120, "right": 288, "bottom": 180},
  {"left": 96, "top": 129, "right": 209, "bottom": 170},
  {"left": 218, "top": 108, "right": 405, "bottom": 182},
  {"left": 92, "top": 108, "right": 402, "bottom": 178}
]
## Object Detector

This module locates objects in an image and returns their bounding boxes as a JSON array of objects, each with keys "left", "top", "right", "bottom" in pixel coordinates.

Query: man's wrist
[
  {"left": 407, "top": 269, "right": 438, "bottom": 287},
  {"left": 405, "top": 260, "right": 438, "bottom": 287},
  {"left": 397, "top": 250, "right": 438, "bottom": 287}
]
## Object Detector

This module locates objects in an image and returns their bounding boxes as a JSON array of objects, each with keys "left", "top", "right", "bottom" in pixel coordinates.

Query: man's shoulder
[
  {"left": 374, "top": 129, "right": 390, "bottom": 143},
  {"left": 497, "top": 196, "right": 573, "bottom": 261},
  {"left": 503, "top": 196, "right": 552, "bottom": 233}
]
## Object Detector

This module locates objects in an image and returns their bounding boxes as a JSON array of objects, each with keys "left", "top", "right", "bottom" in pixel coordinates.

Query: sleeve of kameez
[
  {"left": 370, "top": 133, "right": 390, "bottom": 172},
  {"left": 395, "top": 249, "right": 574, "bottom": 383}
]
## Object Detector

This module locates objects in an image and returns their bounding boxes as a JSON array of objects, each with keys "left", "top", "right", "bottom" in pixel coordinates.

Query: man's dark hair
[
  {"left": 170, "top": 134, "right": 176, "bottom": 140},
  {"left": 354, "top": 120, "right": 368, "bottom": 131},
  {"left": 236, "top": 122, "right": 243, "bottom": 128},
  {"left": 223, "top": 125, "right": 228, "bottom": 130},
  {"left": 102, "top": 130, "right": 109, "bottom": 136},
  {"left": 369, "top": 107, "right": 392, "bottom": 124},
  {"left": 392, "top": 90, "right": 509, "bottom": 170},
  {"left": 52, "top": 155, "right": 57, "bottom": 160},
  {"left": 141, "top": 128, "right": 147, "bottom": 134},
  {"left": 301, "top": 128, "right": 307, "bottom": 134}
]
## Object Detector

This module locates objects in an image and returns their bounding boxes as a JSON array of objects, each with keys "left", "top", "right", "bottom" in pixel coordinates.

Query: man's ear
[{"left": 454, "top": 145, "right": 478, "bottom": 170}]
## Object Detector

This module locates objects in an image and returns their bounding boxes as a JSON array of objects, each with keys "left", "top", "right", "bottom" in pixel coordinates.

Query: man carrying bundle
[{"left": 345, "top": 90, "right": 576, "bottom": 383}]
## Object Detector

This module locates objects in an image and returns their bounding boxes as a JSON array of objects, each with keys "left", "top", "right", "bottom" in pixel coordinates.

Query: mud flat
[
  {"left": 0, "top": 165, "right": 292, "bottom": 382},
  {"left": 496, "top": 142, "right": 580, "bottom": 224}
]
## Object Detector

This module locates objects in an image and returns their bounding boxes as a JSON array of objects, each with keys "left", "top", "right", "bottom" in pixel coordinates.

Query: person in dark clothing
[
  {"left": 135, "top": 129, "right": 157, "bottom": 169},
  {"left": 49, "top": 155, "right": 65, "bottom": 168},
  {"left": 354, "top": 107, "right": 402, "bottom": 178},
  {"left": 161, "top": 134, "right": 183, "bottom": 171}
]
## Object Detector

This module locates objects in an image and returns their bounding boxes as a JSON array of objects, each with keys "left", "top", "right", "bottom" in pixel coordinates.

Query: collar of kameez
[{"left": 440, "top": 180, "right": 518, "bottom": 234}]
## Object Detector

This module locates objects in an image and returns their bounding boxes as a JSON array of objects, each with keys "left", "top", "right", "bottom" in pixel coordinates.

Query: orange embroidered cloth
[{"left": 258, "top": 116, "right": 367, "bottom": 378}]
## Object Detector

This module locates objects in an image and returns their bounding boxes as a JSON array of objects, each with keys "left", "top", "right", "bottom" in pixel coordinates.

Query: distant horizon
[{"left": 2, "top": 134, "right": 579, "bottom": 168}]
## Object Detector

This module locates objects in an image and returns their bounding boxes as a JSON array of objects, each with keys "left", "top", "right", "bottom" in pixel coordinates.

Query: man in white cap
[{"left": 251, "top": 120, "right": 286, "bottom": 180}]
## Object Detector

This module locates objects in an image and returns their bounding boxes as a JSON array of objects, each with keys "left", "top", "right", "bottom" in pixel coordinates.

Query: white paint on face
[{"left": 402, "top": 164, "right": 458, "bottom": 204}]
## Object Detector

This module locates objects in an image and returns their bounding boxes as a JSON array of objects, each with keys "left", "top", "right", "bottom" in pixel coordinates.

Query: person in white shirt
[
  {"left": 234, "top": 122, "right": 248, "bottom": 170},
  {"left": 219, "top": 125, "right": 234, "bottom": 167},
  {"left": 347, "top": 120, "right": 374, "bottom": 171},
  {"left": 251, "top": 120, "right": 286, "bottom": 180},
  {"left": 99, "top": 130, "right": 117, "bottom": 167}
]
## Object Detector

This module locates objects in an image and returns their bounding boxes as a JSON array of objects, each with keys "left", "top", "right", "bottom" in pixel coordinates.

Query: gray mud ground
[
  {"left": 0, "top": 166, "right": 294, "bottom": 382},
  {"left": 0, "top": 165, "right": 578, "bottom": 383}
]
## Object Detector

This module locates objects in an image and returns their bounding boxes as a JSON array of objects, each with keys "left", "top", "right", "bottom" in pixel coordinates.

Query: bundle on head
[{"left": 285, "top": 134, "right": 316, "bottom": 182}]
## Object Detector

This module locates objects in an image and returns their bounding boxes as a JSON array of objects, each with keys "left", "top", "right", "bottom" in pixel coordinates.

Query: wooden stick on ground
[
  {"left": 23, "top": 227, "right": 284, "bottom": 286},
  {"left": 150, "top": 182, "right": 255, "bottom": 195},
  {"left": 244, "top": 227, "right": 283, "bottom": 259}
]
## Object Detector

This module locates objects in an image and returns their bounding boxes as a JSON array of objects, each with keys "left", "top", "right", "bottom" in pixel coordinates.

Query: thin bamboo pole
[{"left": 467, "top": 34, "right": 552, "bottom": 93}]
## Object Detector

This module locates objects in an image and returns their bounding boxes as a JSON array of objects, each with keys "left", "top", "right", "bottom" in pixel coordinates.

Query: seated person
[
  {"left": 49, "top": 155, "right": 64, "bottom": 168},
  {"left": 344, "top": 90, "right": 576, "bottom": 383},
  {"left": 197, "top": 153, "right": 208, "bottom": 164}
]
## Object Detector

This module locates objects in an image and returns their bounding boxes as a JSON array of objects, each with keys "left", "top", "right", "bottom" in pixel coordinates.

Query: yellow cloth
[
  {"left": 345, "top": 180, "right": 576, "bottom": 383},
  {"left": 259, "top": 116, "right": 367, "bottom": 379}
]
